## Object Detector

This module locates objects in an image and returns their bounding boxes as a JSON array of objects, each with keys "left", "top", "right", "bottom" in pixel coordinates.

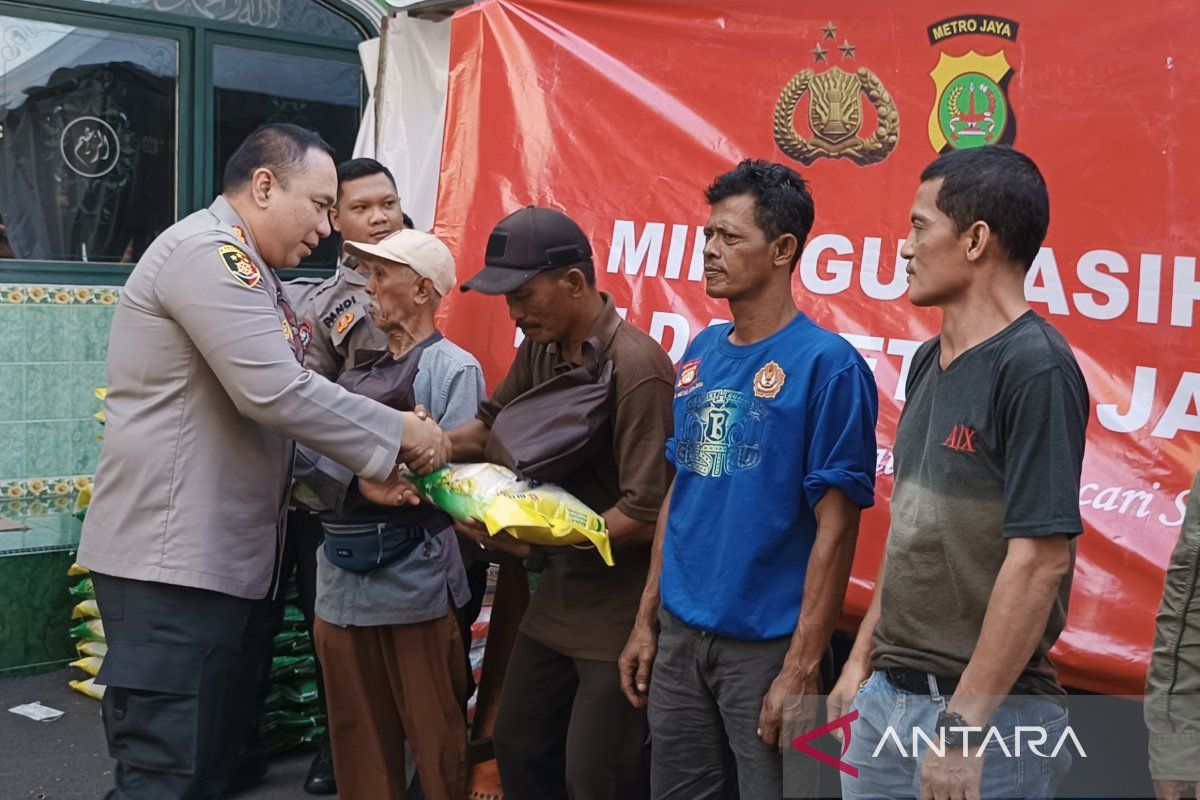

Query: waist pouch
[{"left": 321, "top": 519, "right": 429, "bottom": 574}]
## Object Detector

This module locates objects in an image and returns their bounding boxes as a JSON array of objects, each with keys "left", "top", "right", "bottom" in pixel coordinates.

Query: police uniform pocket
[{"left": 98, "top": 642, "right": 203, "bottom": 775}]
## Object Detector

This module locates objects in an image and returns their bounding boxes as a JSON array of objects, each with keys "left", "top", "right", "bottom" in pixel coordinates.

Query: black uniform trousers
[{"left": 93, "top": 572, "right": 275, "bottom": 800}]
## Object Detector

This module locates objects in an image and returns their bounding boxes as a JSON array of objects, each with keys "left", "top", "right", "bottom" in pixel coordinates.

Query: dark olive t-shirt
[
  {"left": 477, "top": 293, "right": 675, "bottom": 661},
  {"left": 871, "top": 311, "right": 1090, "bottom": 696}
]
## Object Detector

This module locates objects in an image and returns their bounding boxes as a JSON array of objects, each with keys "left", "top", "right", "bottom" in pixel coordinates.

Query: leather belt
[{"left": 884, "top": 667, "right": 960, "bottom": 696}]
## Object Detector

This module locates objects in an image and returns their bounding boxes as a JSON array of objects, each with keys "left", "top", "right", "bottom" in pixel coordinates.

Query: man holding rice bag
[
  {"left": 619, "top": 160, "right": 879, "bottom": 800},
  {"left": 450, "top": 206, "right": 675, "bottom": 800}
]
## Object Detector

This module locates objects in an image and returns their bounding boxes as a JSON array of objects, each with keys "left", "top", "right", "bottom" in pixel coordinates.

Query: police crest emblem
[
  {"left": 773, "top": 22, "right": 899, "bottom": 167},
  {"left": 220, "top": 245, "right": 261, "bottom": 289}
]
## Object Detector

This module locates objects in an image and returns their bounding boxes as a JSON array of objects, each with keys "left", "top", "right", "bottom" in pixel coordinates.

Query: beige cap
[{"left": 342, "top": 229, "right": 457, "bottom": 296}]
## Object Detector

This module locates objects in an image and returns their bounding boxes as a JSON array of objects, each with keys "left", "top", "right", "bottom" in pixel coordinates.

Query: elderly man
[
  {"left": 297, "top": 228, "right": 485, "bottom": 800},
  {"left": 619, "top": 160, "right": 878, "bottom": 800},
  {"left": 449, "top": 206, "right": 676, "bottom": 800},
  {"left": 284, "top": 156, "right": 408, "bottom": 795},
  {"left": 77, "top": 124, "right": 444, "bottom": 799}
]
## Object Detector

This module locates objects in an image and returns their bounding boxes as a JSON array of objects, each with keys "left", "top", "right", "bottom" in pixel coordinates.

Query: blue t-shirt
[{"left": 662, "top": 312, "right": 879, "bottom": 640}]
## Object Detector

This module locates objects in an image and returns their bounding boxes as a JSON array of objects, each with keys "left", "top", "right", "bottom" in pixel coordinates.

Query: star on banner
[
  {"left": 822, "top": 22, "right": 837, "bottom": 40},
  {"left": 812, "top": 43, "right": 829, "bottom": 63},
  {"left": 838, "top": 40, "right": 856, "bottom": 60}
]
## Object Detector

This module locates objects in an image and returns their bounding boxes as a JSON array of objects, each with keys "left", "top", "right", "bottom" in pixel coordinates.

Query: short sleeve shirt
[
  {"left": 661, "top": 312, "right": 879, "bottom": 640},
  {"left": 871, "top": 311, "right": 1090, "bottom": 696},
  {"left": 477, "top": 293, "right": 676, "bottom": 661}
]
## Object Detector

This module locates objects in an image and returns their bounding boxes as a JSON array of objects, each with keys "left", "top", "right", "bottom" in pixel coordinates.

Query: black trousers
[
  {"left": 93, "top": 572, "right": 275, "bottom": 800},
  {"left": 493, "top": 633, "right": 650, "bottom": 800}
]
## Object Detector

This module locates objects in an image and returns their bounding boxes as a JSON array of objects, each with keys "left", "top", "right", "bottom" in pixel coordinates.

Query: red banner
[{"left": 433, "top": 0, "right": 1200, "bottom": 695}]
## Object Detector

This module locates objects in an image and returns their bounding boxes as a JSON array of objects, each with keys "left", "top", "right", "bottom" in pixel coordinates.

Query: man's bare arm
[
  {"left": 947, "top": 534, "right": 1073, "bottom": 725},
  {"left": 448, "top": 419, "right": 489, "bottom": 462},
  {"left": 759, "top": 488, "right": 861, "bottom": 749},
  {"left": 619, "top": 478, "right": 675, "bottom": 708}
]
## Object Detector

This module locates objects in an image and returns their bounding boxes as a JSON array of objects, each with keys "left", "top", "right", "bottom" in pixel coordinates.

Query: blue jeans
[{"left": 840, "top": 670, "right": 1074, "bottom": 800}]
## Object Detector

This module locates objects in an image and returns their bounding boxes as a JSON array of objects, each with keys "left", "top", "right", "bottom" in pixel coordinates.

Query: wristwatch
[{"left": 936, "top": 709, "right": 973, "bottom": 750}]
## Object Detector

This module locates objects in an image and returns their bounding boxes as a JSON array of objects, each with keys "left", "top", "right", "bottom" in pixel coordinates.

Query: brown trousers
[{"left": 313, "top": 613, "right": 468, "bottom": 800}]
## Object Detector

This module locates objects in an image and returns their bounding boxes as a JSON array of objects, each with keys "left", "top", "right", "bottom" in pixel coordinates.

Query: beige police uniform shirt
[
  {"left": 297, "top": 262, "right": 388, "bottom": 380},
  {"left": 78, "top": 197, "right": 405, "bottom": 600}
]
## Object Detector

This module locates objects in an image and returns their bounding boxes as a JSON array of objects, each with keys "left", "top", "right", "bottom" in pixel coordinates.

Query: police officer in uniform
[
  {"left": 298, "top": 158, "right": 408, "bottom": 380},
  {"left": 76, "top": 124, "right": 447, "bottom": 799}
]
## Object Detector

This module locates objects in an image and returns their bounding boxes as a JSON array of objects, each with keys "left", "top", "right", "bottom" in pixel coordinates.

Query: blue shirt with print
[{"left": 662, "top": 312, "right": 878, "bottom": 640}]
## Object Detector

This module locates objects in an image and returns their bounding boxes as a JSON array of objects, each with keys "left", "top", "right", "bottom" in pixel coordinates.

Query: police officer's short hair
[
  {"left": 337, "top": 158, "right": 398, "bottom": 197},
  {"left": 222, "top": 124, "right": 336, "bottom": 192}
]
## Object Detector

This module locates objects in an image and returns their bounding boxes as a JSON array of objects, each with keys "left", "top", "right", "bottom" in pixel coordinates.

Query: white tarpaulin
[{"left": 353, "top": 13, "right": 450, "bottom": 233}]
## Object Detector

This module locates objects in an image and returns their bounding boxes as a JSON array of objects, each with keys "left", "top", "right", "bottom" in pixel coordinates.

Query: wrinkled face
[
  {"left": 331, "top": 172, "right": 404, "bottom": 247},
  {"left": 901, "top": 178, "right": 972, "bottom": 307},
  {"left": 255, "top": 147, "right": 336, "bottom": 269},
  {"left": 504, "top": 270, "right": 580, "bottom": 345},
  {"left": 702, "top": 193, "right": 776, "bottom": 301},
  {"left": 363, "top": 255, "right": 426, "bottom": 332}
]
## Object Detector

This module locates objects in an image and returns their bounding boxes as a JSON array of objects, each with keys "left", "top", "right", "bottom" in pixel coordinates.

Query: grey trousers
[{"left": 648, "top": 608, "right": 793, "bottom": 800}]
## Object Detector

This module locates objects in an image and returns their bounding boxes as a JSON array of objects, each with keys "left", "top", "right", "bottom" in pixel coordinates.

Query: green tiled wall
[{"left": 0, "top": 290, "right": 115, "bottom": 482}]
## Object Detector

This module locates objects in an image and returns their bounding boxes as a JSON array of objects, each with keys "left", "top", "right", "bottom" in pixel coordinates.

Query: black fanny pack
[{"left": 321, "top": 519, "right": 429, "bottom": 574}]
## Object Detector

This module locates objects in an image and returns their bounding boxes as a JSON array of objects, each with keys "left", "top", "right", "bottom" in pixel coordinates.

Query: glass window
[
  {"left": 0, "top": 16, "right": 177, "bottom": 262},
  {"left": 213, "top": 44, "right": 360, "bottom": 267},
  {"left": 80, "top": 0, "right": 360, "bottom": 41}
]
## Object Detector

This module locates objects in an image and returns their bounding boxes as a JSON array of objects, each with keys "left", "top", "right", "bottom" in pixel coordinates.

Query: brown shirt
[{"left": 478, "top": 293, "right": 675, "bottom": 660}]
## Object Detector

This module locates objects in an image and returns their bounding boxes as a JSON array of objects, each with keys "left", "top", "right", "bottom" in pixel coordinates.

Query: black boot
[{"left": 303, "top": 736, "right": 337, "bottom": 795}]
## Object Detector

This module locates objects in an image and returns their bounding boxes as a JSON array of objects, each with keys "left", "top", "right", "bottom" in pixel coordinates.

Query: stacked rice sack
[
  {"left": 257, "top": 589, "right": 326, "bottom": 759},
  {"left": 66, "top": 564, "right": 106, "bottom": 700}
]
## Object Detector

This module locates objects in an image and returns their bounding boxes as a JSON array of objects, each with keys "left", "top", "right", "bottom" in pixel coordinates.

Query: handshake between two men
[
  {"left": 360, "top": 405, "right": 450, "bottom": 507},
  {"left": 357, "top": 408, "right": 536, "bottom": 560}
]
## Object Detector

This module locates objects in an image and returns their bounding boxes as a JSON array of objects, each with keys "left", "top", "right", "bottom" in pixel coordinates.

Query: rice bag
[
  {"left": 281, "top": 604, "right": 306, "bottom": 629},
  {"left": 282, "top": 679, "right": 320, "bottom": 706},
  {"left": 69, "top": 577, "right": 95, "bottom": 599},
  {"left": 411, "top": 464, "right": 613, "bottom": 566},
  {"left": 69, "top": 618, "right": 105, "bottom": 641},
  {"left": 269, "top": 655, "right": 316, "bottom": 682},
  {"left": 69, "top": 677, "right": 106, "bottom": 701},
  {"left": 272, "top": 630, "right": 313, "bottom": 655},
  {"left": 76, "top": 640, "right": 108, "bottom": 658},
  {"left": 71, "top": 599, "right": 100, "bottom": 620},
  {"left": 67, "top": 562, "right": 90, "bottom": 577},
  {"left": 70, "top": 656, "right": 103, "bottom": 677}
]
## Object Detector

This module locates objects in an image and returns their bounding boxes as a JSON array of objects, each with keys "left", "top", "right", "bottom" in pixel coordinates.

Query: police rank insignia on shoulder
[
  {"left": 753, "top": 361, "right": 786, "bottom": 399},
  {"left": 281, "top": 320, "right": 294, "bottom": 342},
  {"left": 335, "top": 311, "right": 355, "bottom": 334},
  {"left": 220, "top": 245, "right": 261, "bottom": 289}
]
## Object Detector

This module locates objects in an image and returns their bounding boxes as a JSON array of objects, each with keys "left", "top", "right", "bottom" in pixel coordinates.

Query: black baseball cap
[{"left": 461, "top": 206, "right": 593, "bottom": 294}]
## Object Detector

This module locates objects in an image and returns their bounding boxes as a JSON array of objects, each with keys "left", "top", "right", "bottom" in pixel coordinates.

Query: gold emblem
[
  {"left": 754, "top": 361, "right": 786, "bottom": 399},
  {"left": 335, "top": 311, "right": 355, "bottom": 334},
  {"left": 773, "top": 23, "right": 899, "bottom": 167},
  {"left": 281, "top": 320, "right": 293, "bottom": 342}
]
